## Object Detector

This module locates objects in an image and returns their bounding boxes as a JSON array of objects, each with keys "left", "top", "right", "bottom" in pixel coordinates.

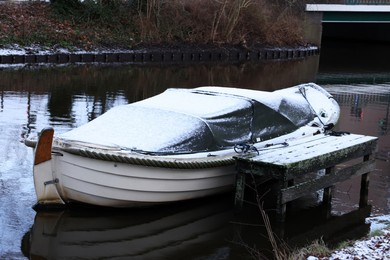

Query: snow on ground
[
  {"left": 0, "top": 45, "right": 81, "bottom": 69},
  {"left": 0, "top": 44, "right": 134, "bottom": 69},
  {"left": 0, "top": 44, "right": 67, "bottom": 55},
  {"left": 308, "top": 215, "right": 390, "bottom": 260},
  {"left": 325, "top": 231, "right": 389, "bottom": 259},
  {"left": 0, "top": 44, "right": 134, "bottom": 56}
]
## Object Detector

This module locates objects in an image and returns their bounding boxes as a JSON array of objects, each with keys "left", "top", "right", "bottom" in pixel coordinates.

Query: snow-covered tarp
[{"left": 58, "top": 84, "right": 337, "bottom": 154}]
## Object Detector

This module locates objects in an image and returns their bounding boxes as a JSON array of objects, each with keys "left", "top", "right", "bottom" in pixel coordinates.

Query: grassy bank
[{"left": 0, "top": 0, "right": 308, "bottom": 50}]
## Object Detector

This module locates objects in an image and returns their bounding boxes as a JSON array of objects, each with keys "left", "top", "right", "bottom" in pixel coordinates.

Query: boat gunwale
[
  {"left": 70, "top": 147, "right": 236, "bottom": 169},
  {"left": 25, "top": 136, "right": 240, "bottom": 168}
]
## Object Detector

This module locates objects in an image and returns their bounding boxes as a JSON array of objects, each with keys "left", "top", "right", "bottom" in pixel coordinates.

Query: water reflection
[
  {"left": 1, "top": 59, "right": 319, "bottom": 95},
  {"left": 22, "top": 196, "right": 236, "bottom": 260},
  {"left": 0, "top": 58, "right": 319, "bottom": 138},
  {"left": 20, "top": 193, "right": 373, "bottom": 260},
  {"left": 325, "top": 84, "right": 390, "bottom": 137},
  {"left": 48, "top": 86, "right": 74, "bottom": 124},
  {"left": 322, "top": 84, "right": 390, "bottom": 216}
]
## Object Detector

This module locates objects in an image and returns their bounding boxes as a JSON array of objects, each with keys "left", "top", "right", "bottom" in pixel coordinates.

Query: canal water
[{"left": 0, "top": 42, "right": 389, "bottom": 259}]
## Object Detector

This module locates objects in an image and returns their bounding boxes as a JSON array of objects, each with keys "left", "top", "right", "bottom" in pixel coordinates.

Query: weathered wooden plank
[
  {"left": 359, "top": 173, "right": 370, "bottom": 207},
  {"left": 81, "top": 53, "right": 94, "bottom": 62},
  {"left": 359, "top": 155, "right": 371, "bottom": 208},
  {"left": 25, "top": 55, "right": 37, "bottom": 63},
  {"left": 246, "top": 134, "right": 376, "bottom": 163},
  {"left": 69, "top": 54, "right": 82, "bottom": 63},
  {"left": 234, "top": 173, "right": 246, "bottom": 209},
  {"left": 58, "top": 53, "right": 69, "bottom": 63},
  {"left": 13, "top": 55, "right": 25, "bottom": 63},
  {"left": 323, "top": 166, "right": 334, "bottom": 216},
  {"left": 235, "top": 134, "right": 378, "bottom": 178},
  {"left": 280, "top": 159, "right": 376, "bottom": 204},
  {"left": 286, "top": 139, "right": 377, "bottom": 177},
  {"left": 277, "top": 178, "right": 289, "bottom": 222}
]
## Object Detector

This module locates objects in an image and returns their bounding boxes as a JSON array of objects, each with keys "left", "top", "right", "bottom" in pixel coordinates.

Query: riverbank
[
  {"left": 0, "top": 1, "right": 316, "bottom": 66},
  {"left": 0, "top": 43, "right": 319, "bottom": 66}
]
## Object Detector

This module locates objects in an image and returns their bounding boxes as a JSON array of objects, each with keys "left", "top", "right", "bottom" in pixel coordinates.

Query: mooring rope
[{"left": 299, "top": 85, "right": 327, "bottom": 127}]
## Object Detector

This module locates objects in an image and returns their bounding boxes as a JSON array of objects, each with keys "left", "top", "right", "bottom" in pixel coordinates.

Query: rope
[
  {"left": 299, "top": 85, "right": 327, "bottom": 128},
  {"left": 63, "top": 147, "right": 235, "bottom": 169},
  {"left": 25, "top": 136, "right": 235, "bottom": 169}
]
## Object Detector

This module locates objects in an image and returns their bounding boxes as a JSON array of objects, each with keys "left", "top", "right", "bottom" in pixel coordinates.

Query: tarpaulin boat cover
[{"left": 59, "top": 86, "right": 318, "bottom": 154}]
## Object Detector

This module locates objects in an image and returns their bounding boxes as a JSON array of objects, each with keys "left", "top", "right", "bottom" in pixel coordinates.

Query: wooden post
[
  {"left": 359, "top": 155, "right": 370, "bottom": 208},
  {"left": 323, "top": 166, "right": 334, "bottom": 218},
  {"left": 235, "top": 172, "right": 246, "bottom": 210},
  {"left": 286, "top": 179, "right": 294, "bottom": 212},
  {"left": 277, "top": 176, "right": 288, "bottom": 222}
]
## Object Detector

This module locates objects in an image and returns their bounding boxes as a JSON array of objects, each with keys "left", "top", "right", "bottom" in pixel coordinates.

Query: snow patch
[{"left": 308, "top": 215, "right": 390, "bottom": 260}]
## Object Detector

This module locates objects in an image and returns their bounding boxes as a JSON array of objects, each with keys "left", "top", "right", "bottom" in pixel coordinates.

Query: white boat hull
[{"left": 49, "top": 151, "right": 236, "bottom": 207}]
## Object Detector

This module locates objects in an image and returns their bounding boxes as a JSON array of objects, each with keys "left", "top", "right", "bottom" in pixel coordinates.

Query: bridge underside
[
  {"left": 323, "top": 12, "right": 390, "bottom": 23},
  {"left": 323, "top": 23, "right": 390, "bottom": 42},
  {"left": 306, "top": 4, "right": 390, "bottom": 42}
]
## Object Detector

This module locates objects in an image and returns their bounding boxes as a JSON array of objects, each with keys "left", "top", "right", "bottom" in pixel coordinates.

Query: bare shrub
[
  {"left": 264, "top": 12, "right": 305, "bottom": 46},
  {"left": 159, "top": 0, "right": 305, "bottom": 46},
  {"left": 0, "top": 0, "right": 307, "bottom": 48}
]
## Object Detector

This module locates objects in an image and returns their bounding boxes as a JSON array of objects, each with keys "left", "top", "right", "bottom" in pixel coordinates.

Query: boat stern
[{"left": 32, "top": 128, "right": 65, "bottom": 210}]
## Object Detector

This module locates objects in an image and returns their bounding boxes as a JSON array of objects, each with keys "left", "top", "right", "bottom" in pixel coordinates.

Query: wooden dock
[{"left": 234, "top": 133, "right": 378, "bottom": 222}]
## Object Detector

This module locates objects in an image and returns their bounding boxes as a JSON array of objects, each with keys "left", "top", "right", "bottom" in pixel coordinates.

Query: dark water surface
[{"left": 0, "top": 44, "right": 389, "bottom": 259}]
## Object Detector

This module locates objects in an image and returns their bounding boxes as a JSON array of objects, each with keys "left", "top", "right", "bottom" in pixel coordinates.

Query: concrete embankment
[{"left": 0, "top": 46, "right": 319, "bottom": 65}]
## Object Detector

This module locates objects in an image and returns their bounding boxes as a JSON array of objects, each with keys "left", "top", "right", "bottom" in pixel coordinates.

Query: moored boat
[{"left": 25, "top": 83, "right": 340, "bottom": 209}]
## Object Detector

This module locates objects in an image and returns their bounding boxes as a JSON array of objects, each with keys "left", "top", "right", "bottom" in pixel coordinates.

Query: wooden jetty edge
[{"left": 234, "top": 133, "right": 378, "bottom": 222}]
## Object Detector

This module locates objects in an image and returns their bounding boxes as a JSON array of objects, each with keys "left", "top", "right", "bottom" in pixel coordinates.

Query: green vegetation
[
  {"left": 0, "top": 0, "right": 308, "bottom": 50},
  {"left": 370, "top": 223, "right": 390, "bottom": 237}
]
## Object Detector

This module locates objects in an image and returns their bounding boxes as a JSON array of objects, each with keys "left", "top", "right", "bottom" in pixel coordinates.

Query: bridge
[
  {"left": 306, "top": 2, "right": 390, "bottom": 23},
  {"left": 305, "top": 1, "right": 390, "bottom": 43}
]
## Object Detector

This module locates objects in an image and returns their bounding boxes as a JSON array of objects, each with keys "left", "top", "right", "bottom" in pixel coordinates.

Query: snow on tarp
[{"left": 58, "top": 85, "right": 320, "bottom": 154}]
